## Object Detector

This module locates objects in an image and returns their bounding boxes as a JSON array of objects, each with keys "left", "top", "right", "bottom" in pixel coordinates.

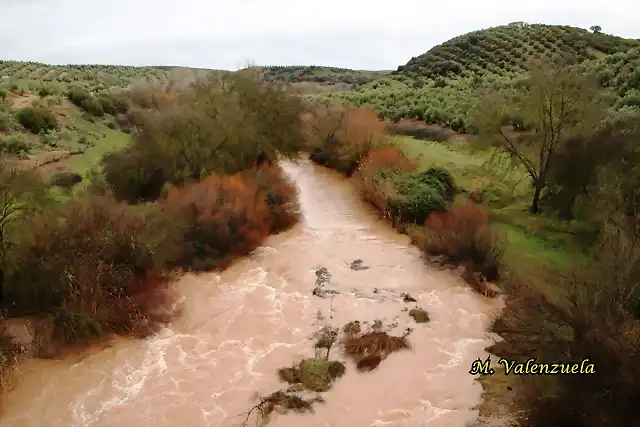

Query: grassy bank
[{"left": 394, "top": 136, "right": 586, "bottom": 276}]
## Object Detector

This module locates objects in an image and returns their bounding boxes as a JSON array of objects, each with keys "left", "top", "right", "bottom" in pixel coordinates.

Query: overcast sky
[{"left": 0, "top": 0, "right": 637, "bottom": 70}]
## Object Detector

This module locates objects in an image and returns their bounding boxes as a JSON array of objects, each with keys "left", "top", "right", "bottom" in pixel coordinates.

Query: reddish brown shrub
[
  {"left": 250, "top": 164, "right": 300, "bottom": 231},
  {"left": 163, "top": 164, "right": 299, "bottom": 271},
  {"left": 308, "top": 104, "right": 389, "bottom": 175},
  {"left": 4, "top": 196, "right": 179, "bottom": 344},
  {"left": 410, "top": 201, "right": 504, "bottom": 280}
]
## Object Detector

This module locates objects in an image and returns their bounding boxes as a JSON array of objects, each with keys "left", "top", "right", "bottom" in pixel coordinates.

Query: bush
[
  {"left": 420, "top": 167, "right": 456, "bottom": 199},
  {"left": 162, "top": 165, "right": 299, "bottom": 271},
  {"left": 0, "top": 113, "right": 15, "bottom": 132},
  {"left": 410, "top": 201, "right": 503, "bottom": 280},
  {"left": 0, "top": 90, "right": 6, "bottom": 101},
  {"left": 353, "top": 147, "right": 455, "bottom": 225},
  {"left": 104, "top": 72, "right": 306, "bottom": 203},
  {"left": 38, "top": 87, "right": 54, "bottom": 98},
  {"left": 388, "top": 171, "right": 448, "bottom": 224},
  {"left": 250, "top": 165, "right": 300, "bottom": 231},
  {"left": 386, "top": 121, "right": 450, "bottom": 142},
  {"left": 98, "top": 96, "right": 116, "bottom": 115},
  {"left": 4, "top": 197, "right": 180, "bottom": 343},
  {"left": 80, "top": 97, "right": 104, "bottom": 117},
  {"left": 49, "top": 172, "right": 83, "bottom": 188},
  {"left": 354, "top": 146, "right": 417, "bottom": 218},
  {"left": 0, "top": 135, "right": 32, "bottom": 155},
  {"left": 15, "top": 107, "right": 58, "bottom": 134},
  {"left": 307, "top": 104, "right": 388, "bottom": 175},
  {"left": 491, "top": 245, "right": 640, "bottom": 427},
  {"left": 67, "top": 86, "right": 92, "bottom": 107}
]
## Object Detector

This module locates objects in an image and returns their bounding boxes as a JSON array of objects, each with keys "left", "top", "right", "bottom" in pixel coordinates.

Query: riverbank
[
  {"left": 0, "top": 71, "right": 307, "bottom": 401},
  {"left": 0, "top": 159, "right": 501, "bottom": 427},
  {"left": 305, "top": 105, "right": 597, "bottom": 426}
]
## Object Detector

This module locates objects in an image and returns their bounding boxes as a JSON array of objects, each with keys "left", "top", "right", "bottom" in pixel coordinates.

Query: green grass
[
  {"left": 69, "top": 130, "right": 130, "bottom": 177},
  {"left": 392, "top": 136, "right": 587, "bottom": 296}
]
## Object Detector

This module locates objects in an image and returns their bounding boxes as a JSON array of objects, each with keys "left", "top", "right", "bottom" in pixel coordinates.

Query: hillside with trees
[
  {"left": 311, "top": 25, "right": 639, "bottom": 132},
  {"left": 398, "top": 24, "right": 638, "bottom": 78}
]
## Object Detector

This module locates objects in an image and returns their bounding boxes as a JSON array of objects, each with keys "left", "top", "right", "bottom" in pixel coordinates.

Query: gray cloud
[{"left": 0, "top": 0, "right": 637, "bottom": 69}]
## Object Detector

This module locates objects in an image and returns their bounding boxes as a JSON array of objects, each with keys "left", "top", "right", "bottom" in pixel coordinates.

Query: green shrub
[
  {"left": 80, "top": 97, "right": 104, "bottom": 116},
  {"left": 49, "top": 172, "right": 83, "bottom": 188},
  {"left": 98, "top": 96, "right": 116, "bottom": 115},
  {"left": 15, "top": 107, "right": 58, "bottom": 134},
  {"left": 0, "top": 112, "right": 15, "bottom": 132},
  {"left": 388, "top": 171, "right": 447, "bottom": 224},
  {"left": 0, "top": 135, "right": 32, "bottom": 155},
  {"left": 38, "top": 86, "right": 55, "bottom": 98},
  {"left": 67, "top": 86, "right": 92, "bottom": 107},
  {"left": 420, "top": 167, "right": 457, "bottom": 199},
  {"left": 104, "top": 72, "right": 306, "bottom": 202}
]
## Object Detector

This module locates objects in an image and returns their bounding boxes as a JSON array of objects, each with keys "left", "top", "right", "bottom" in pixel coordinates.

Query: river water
[{"left": 1, "top": 159, "right": 502, "bottom": 427}]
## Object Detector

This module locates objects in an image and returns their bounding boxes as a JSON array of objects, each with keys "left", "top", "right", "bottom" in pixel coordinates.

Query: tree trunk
[{"left": 530, "top": 184, "right": 543, "bottom": 214}]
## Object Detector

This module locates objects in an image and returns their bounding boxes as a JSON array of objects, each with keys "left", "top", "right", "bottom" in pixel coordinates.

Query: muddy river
[{"left": 1, "top": 159, "right": 502, "bottom": 427}]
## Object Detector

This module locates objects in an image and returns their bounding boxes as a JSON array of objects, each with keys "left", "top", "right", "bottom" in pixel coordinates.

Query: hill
[
  {"left": 397, "top": 24, "right": 639, "bottom": 78},
  {"left": 0, "top": 61, "right": 173, "bottom": 94},
  {"left": 259, "top": 65, "right": 388, "bottom": 92},
  {"left": 312, "top": 24, "right": 640, "bottom": 131}
]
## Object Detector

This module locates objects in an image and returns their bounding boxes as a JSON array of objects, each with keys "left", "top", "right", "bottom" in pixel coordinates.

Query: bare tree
[{"left": 472, "top": 60, "right": 604, "bottom": 213}]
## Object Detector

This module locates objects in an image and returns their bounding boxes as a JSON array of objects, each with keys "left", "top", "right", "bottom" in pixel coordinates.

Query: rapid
[{"left": 0, "top": 159, "right": 502, "bottom": 427}]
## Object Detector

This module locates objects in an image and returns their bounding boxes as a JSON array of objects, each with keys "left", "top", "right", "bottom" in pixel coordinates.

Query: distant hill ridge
[{"left": 397, "top": 24, "right": 639, "bottom": 78}]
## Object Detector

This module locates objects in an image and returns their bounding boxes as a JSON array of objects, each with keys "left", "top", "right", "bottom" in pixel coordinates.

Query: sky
[{"left": 0, "top": 0, "right": 638, "bottom": 70}]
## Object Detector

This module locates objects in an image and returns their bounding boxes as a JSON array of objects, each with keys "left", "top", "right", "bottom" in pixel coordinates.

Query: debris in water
[
  {"left": 278, "top": 367, "right": 301, "bottom": 384},
  {"left": 350, "top": 259, "right": 370, "bottom": 271},
  {"left": 342, "top": 329, "right": 410, "bottom": 372},
  {"left": 328, "top": 361, "right": 346, "bottom": 379},
  {"left": 299, "top": 358, "right": 339, "bottom": 392},
  {"left": 315, "top": 267, "right": 331, "bottom": 284},
  {"left": 402, "top": 293, "right": 417, "bottom": 303},
  {"left": 276, "top": 357, "right": 347, "bottom": 392},
  {"left": 240, "top": 390, "right": 324, "bottom": 427},
  {"left": 372, "top": 319, "right": 383, "bottom": 330},
  {"left": 312, "top": 267, "right": 340, "bottom": 298},
  {"left": 408, "top": 308, "right": 430, "bottom": 324},
  {"left": 313, "top": 326, "right": 338, "bottom": 358},
  {"left": 343, "top": 321, "right": 361, "bottom": 336},
  {"left": 356, "top": 354, "right": 382, "bottom": 372}
]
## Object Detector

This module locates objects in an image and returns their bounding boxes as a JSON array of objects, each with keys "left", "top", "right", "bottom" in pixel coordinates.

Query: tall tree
[{"left": 472, "top": 61, "right": 604, "bottom": 213}]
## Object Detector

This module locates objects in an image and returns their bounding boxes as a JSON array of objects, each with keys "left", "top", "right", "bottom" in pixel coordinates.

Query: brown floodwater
[{"left": 1, "top": 159, "right": 502, "bottom": 427}]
